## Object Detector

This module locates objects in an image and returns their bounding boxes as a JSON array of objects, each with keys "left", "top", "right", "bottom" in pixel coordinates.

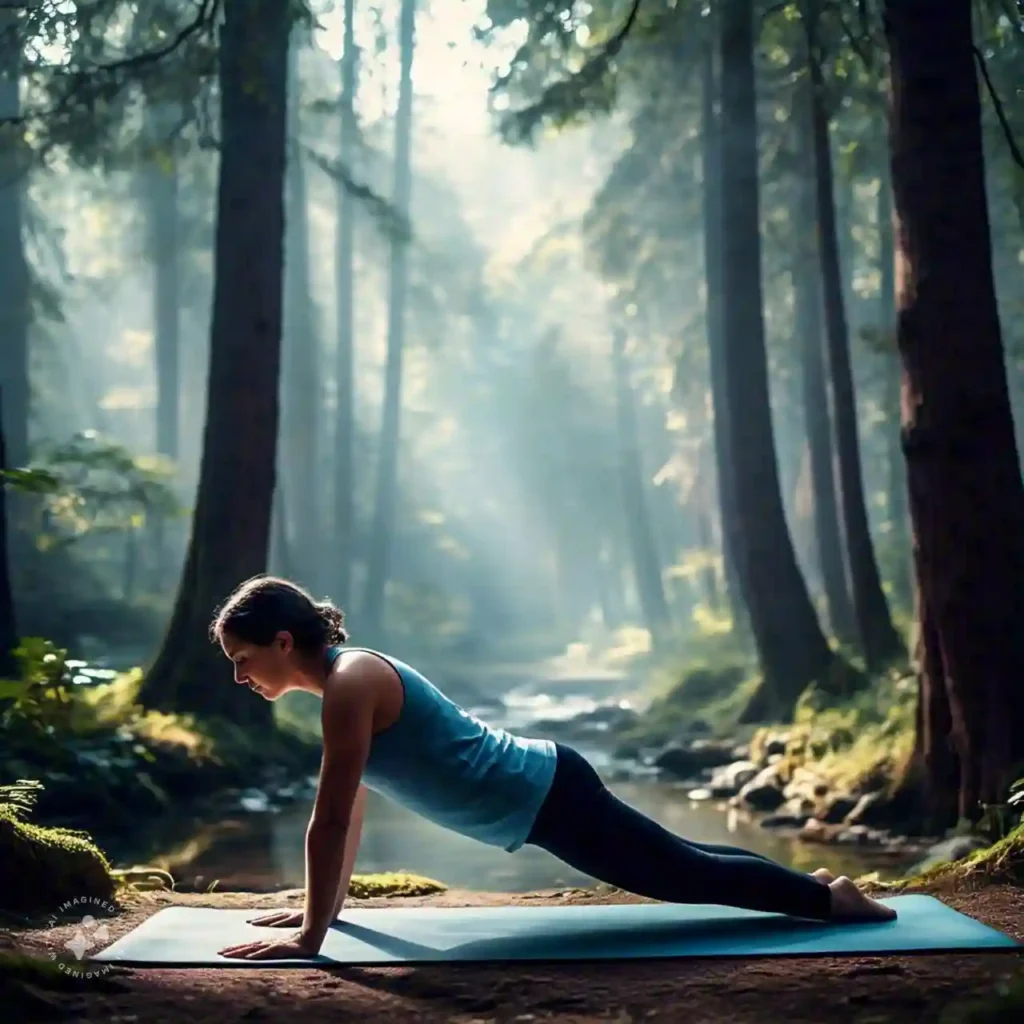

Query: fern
[{"left": 0, "top": 780, "right": 45, "bottom": 822}]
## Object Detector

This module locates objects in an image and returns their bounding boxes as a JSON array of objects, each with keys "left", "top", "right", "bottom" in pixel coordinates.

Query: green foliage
[
  {"left": 26, "top": 431, "right": 182, "bottom": 551},
  {"left": 0, "top": 638, "right": 80, "bottom": 735},
  {"left": 0, "top": 467, "right": 62, "bottom": 494}
]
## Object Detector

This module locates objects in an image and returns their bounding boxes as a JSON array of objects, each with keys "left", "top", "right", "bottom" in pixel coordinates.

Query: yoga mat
[{"left": 90, "top": 895, "right": 1019, "bottom": 968}]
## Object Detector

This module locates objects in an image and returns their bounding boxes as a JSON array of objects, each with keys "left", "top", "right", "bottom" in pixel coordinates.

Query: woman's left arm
[
  {"left": 219, "top": 677, "right": 374, "bottom": 961},
  {"left": 298, "top": 680, "right": 375, "bottom": 951}
]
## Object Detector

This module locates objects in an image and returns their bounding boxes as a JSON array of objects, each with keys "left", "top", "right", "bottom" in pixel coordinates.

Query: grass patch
[{"left": 347, "top": 872, "right": 448, "bottom": 898}]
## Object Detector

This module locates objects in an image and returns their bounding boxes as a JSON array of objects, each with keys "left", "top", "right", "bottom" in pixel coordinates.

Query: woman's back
[{"left": 327, "top": 646, "right": 557, "bottom": 852}]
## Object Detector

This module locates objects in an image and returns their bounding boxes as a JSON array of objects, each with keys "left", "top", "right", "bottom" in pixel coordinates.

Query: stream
[{"left": 102, "top": 686, "right": 921, "bottom": 892}]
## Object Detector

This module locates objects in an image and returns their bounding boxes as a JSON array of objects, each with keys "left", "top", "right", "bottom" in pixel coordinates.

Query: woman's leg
[{"left": 526, "top": 745, "right": 893, "bottom": 922}]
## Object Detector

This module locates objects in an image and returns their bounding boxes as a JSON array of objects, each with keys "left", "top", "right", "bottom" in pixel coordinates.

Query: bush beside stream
[{"left": 0, "top": 639, "right": 323, "bottom": 835}]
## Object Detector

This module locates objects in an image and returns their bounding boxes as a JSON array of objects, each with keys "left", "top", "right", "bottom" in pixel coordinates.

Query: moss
[
  {"left": 743, "top": 670, "right": 918, "bottom": 802},
  {"left": 347, "top": 872, "right": 447, "bottom": 898},
  {"left": 0, "top": 801, "right": 116, "bottom": 916},
  {"left": 617, "top": 660, "right": 757, "bottom": 748},
  {"left": 914, "top": 823, "right": 1024, "bottom": 889}
]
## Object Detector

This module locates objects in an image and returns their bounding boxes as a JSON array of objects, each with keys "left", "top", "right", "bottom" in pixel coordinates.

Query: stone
[
  {"left": 783, "top": 794, "right": 817, "bottom": 816},
  {"left": 798, "top": 818, "right": 845, "bottom": 844},
  {"left": 759, "top": 813, "right": 810, "bottom": 830},
  {"left": 843, "top": 792, "right": 882, "bottom": 826},
  {"left": 835, "top": 825, "right": 872, "bottom": 846},
  {"left": 820, "top": 794, "right": 860, "bottom": 825},
  {"left": 706, "top": 760, "right": 759, "bottom": 798},
  {"left": 739, "top": 784, "right": 785, "bottom": 811},
  {"left": 652, "top": 740, "right": 735, "bottom": 779},
  {"left": 907, "top": 834, "right": 989, "bottom": 876},
  {"left": 735, "top": 765, "right": 786, "bottom": 812}
]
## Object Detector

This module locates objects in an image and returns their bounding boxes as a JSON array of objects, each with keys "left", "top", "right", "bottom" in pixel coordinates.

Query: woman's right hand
[{"left": 247, "top": 910, "right": 306, "bottom": 928}]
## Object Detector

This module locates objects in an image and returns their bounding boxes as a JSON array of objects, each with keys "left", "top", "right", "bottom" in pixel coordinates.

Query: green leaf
[
  {"left": 0, "top": 678, "right": 35, "bottom": 701},
  {"left": 0, "top": 468, "right": 62, "bottom": 494}
]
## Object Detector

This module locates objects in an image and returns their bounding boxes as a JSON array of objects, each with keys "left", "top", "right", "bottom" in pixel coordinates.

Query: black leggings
[{"left": 525, "top": 744, "right": 832, "bottom": 921}]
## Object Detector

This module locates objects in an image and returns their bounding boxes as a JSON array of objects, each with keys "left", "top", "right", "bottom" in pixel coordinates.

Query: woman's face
[{"left": 220, "top": 630, "right": 296, "bottom": 701}]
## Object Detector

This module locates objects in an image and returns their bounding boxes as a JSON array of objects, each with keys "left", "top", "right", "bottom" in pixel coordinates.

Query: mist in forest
[{"left": 3, "top": 0, "right": 1024, "bottom": 884}]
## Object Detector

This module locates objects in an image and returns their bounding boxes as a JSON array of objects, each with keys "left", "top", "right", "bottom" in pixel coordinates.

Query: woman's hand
[
  {"left": 246, "top": 910, "right": 306, "bottom": 928},
  {"left": 218, "top": 932, "right": 321, "bottom": 961}
]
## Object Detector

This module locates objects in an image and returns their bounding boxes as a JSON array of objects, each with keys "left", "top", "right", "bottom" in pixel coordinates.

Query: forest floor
[{"left": 5, "top": 880, "right": 1024, "bottom": 1024}]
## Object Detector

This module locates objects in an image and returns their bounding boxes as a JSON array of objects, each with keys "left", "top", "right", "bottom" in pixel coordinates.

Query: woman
[{"left": 215, "top": 575, "right": 895, "bottom": 961}]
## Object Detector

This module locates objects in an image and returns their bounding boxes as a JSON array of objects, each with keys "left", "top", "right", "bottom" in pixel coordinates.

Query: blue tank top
[{"left": 325, "top": 646, "right": 557, "bottom": 853}]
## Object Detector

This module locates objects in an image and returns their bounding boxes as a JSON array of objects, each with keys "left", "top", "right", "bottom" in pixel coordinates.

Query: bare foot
[
  {"left": 811, "top": 868, "right": 836, "bottom": 884},
  {"left": 828, "top": 876, "right": 897, "bottom": 923}
]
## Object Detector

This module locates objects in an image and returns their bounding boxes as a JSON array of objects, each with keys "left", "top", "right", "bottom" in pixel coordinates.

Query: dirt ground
[{"left": 3, "top": 882, "right": 1023, "bottom": 1024}]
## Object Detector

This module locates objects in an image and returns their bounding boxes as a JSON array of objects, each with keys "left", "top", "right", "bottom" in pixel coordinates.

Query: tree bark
[
  {"left": 792, "top": 90, "right": 856, "bottom": 645},
  {"left": 281, "top": 34, "right": 321, "bottom": 590},
  {"left": 362, "top": 0, "right": 416, "bottom": 638},
  {"left": 803, "top": 8, "right": 903, "bottom": 669},
  {"left": 718, "top": 0, "right": 840, "bottom": 720},
  {"left": 139, "top": 0, "right": 291, "bottom": 725},
  {"left": 0, "top": 389, "right": 18, "bottom": 678},
  {"left": 0, "top": 10, "right": 30, "bottom": 471},
  {"left": 331, "top": 0, "right": 358, "bottom": 610},
  {"left": 612, "top": 327, "right": 671, "bottom": 646},
  {"left": 885, "top": 0, "right": 1024, "bottom": 820},
  {"left": 698, "top": 34, "right": 747, "bottom": 633},
  {"left": 877, "top": 171, "right": 913, "bottom": 610},
  {"left": 143, "top": 124, "right": 182, "bottom": 462},
  {"left": 139, "top": 94, "right": 182, "bottom": 588}
]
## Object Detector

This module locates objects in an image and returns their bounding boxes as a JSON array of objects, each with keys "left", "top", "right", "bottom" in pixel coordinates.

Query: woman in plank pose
[{"left": 215, "top": 575, "right": 896, "bottom": 961}]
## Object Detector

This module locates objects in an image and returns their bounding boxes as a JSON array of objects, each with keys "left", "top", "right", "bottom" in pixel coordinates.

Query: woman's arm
[
  {"left": 332, "top": 784, "right": 367, "bottom": 917},
  {"left": 298, "top": 678, "right": 375, "bottom": 953}
]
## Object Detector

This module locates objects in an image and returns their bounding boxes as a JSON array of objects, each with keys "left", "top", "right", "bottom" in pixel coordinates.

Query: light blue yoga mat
[{"left": 90, "top": 896, "right": 1019, "bottom": 968}]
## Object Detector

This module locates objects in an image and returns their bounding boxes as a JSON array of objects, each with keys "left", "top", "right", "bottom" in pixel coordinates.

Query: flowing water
[{"left": 104, "top": 688, "right": 920, "bottom": 892}]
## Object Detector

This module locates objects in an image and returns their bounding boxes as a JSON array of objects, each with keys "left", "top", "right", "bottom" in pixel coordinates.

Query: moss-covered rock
[{"left": 0, "top": 785, "right": 116, "bottom": 916}]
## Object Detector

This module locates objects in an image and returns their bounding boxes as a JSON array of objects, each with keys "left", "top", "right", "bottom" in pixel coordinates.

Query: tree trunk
[
  {"left": 612, "top": 327, "right": 671, "bottom": 645},
  {"left": 0, "top": 389, "right": 18, "bottom": 678},
  {"left": 331, "top": 0, "right": 358, "bottom": 610},
  {"left": 144, "top": 128, "right": 182, "bottom": 462},
  {"left": 718, "top": 0, "right": 840, "bottom": 720},
  {"left": 139, "top": 0, "right": 291, "bottom": 725},
  {"left": 281, "top": 34, "right": 321, "bottom": 590},
  {"left": 362, "top": 0, "right": 416, "bottom": 638},
  {"left": 885, "top": 0, "right": 1024, "bottom": 820},
  {"left": 140, "top": 97, "right": 182, "bottom": 588},
  {"left": 804, "top": 10, "right": 903, "bottom": 670},
  {"left": 699, "top": 34, "right": 747, "bottom": 633},
  {"left": 0, "top": 12, "right": 30, "bottom": 472},
  {"left": 877, "top": 171, "right": 913, "bottom": 610},
  {"left": 792, "top": 91, "right": 856, "bottom": 646}
]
